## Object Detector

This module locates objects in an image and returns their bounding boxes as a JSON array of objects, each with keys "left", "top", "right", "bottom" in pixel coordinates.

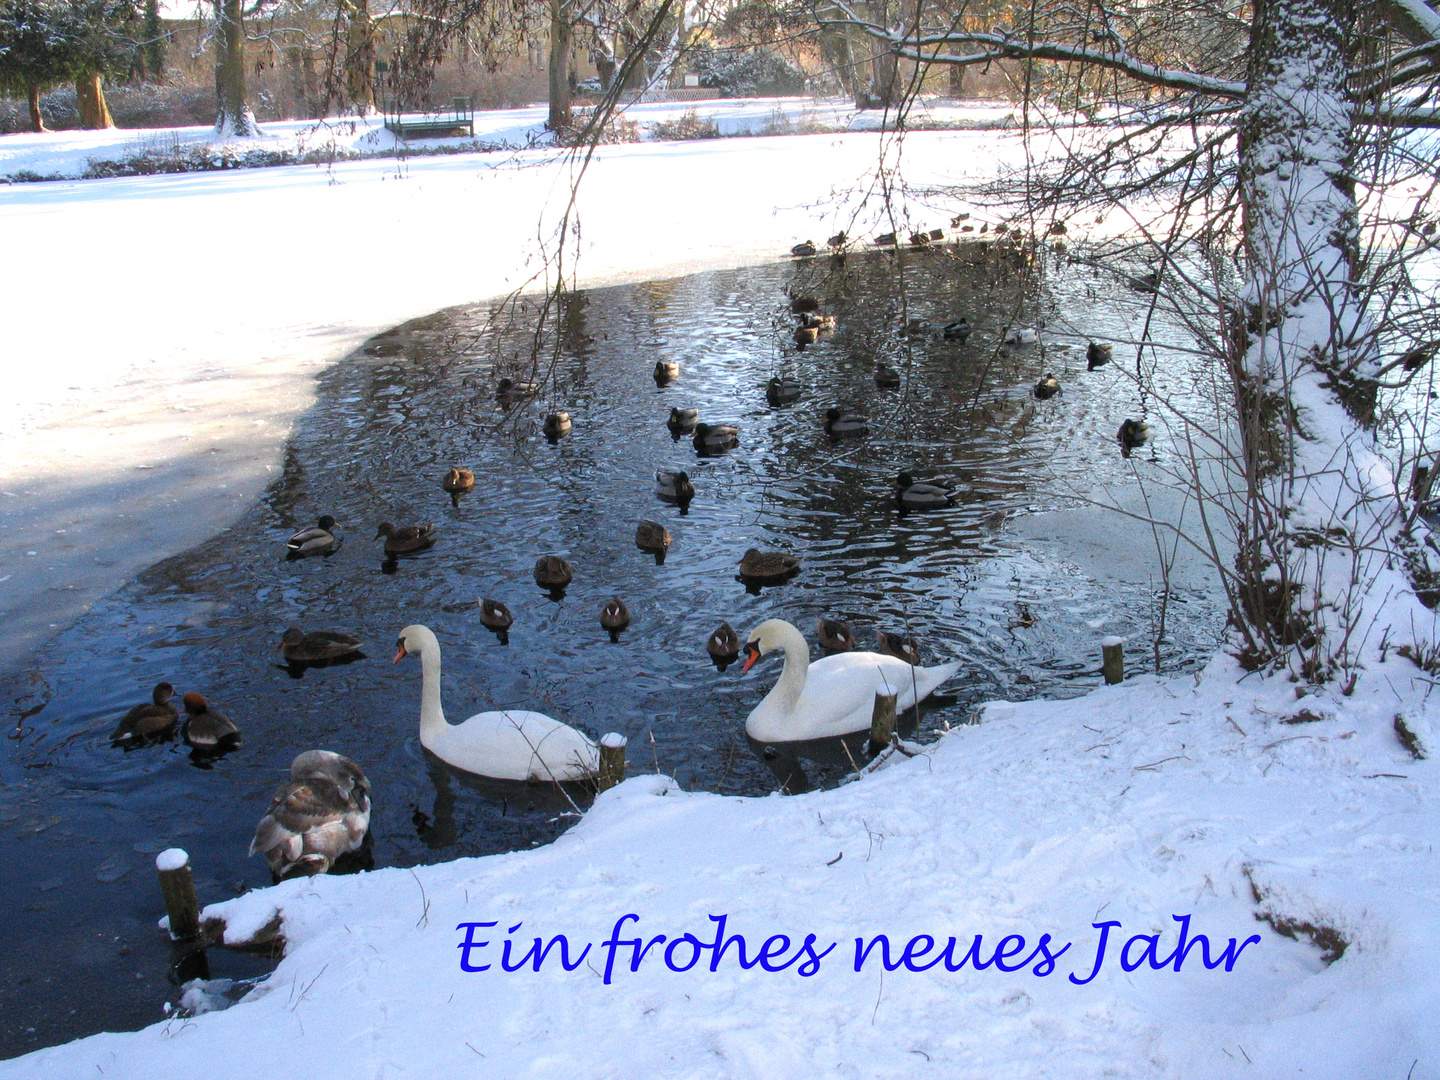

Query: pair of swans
[{"left": 395, "top": 620, "right": 959, "bottom": 781}]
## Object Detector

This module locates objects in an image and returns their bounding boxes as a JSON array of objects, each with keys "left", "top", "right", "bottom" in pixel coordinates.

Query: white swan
[
  {"left": 741, "top": 619, "right": 961, "bottom": 743},
  {"left": 394, "top": 624, "right": 599, "bottom": 782}
]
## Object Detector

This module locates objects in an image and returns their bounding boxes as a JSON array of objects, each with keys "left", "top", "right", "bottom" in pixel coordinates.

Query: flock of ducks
[{"left": 113, "top": 261, "right": 1153, "bottom": 884}]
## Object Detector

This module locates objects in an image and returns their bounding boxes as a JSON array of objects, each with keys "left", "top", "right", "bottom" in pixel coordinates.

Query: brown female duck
[
  {"left": 376, "top": 521, "right": 436, "bottom": 555},
  {"left": 279, "top": 628, "right": 363, "bottom": 664},
  {"left": 110, "top": 682, "right": 179, "bottom": 744}
]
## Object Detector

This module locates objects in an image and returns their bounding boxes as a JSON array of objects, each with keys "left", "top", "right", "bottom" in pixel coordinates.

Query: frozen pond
[{"left": 0, "top": 246, "right": 1229, "bottom": 1056}]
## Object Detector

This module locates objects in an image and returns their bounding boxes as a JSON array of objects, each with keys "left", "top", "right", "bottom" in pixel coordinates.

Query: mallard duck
[
  {"left": 826, "top": 231, "right": 848, "bottom": 249},
  {"left": 1006, "top": 327, "right": 1039, "bottom": 346},
  {"left": 693, "top": 423, "right": 739, "bottom": 454},
  {"left": 767, "top": 375, "right": 802, "bottom": 406},
  {"left": 667, "top": 407, "right": 698, "bottom": 433},
  {"left": 1087, "top": 342, "right": 1113, "bottom": 370},
  {"left": 877, "top": 630, "right": 921, "bottom": 666},
  {"left": 824, "top": 407, "right": 868, "bottom": 436},
  {"left": 708, "top": 621, "right": 740, "bottom": 662},
  {"left": 1033, "top": 374, "right": 1061, "bottom": 400},
  {"left": 279, "top": 628, "right": 362, "bottom": 664},
  {"left": 249, "top": 750, "right": 371, "bottom": 879},
  {"left": 790, "top": 296, "right": 820, "bottom": 314},
  {"left": 903, "top": 318, "right": 930, "bottom": 337},
  {"left": 896, "top": 472, "right": 957, "bottom": 509},
  {"left": 654, "top": 360, "right": 679, "bottom": 385},
  {"left": 110, "top": 682, "right": 178, "bottom": 744},
  {"left": 656, "top": 469, "right": 695, "bottom": 503},
  {"left": 287, "top": 516, "right": 337, "bottom": 557},
  {"left": 1117, "top": 418, "right": 1151, "bottom": 458},
  {"left": 442, "top": 468, "right": 474, "bottom": 495},
  {"left": 909, "top": 230, "right": 933, "bottom": 247},
  {"left": 395, "top": 625, "right": 598, "bottom": 781},
  {"left": 600, "top": 597, "right": 631, "bottom": 639},
  {"left": 873, "top": 232, "right": 897, "bottom": 247},
  {"left": 739, "top": 548, "right": 801, "bottom": 582},
  {"left": 740, "top": 620, "right": 960, "bottom": 742},
  {"left": 800, "top": 312, "right": 836, "bottom": 331},
  {"left": 818, "top": 618, "right": 856, "bottom": 653},
  {"left": 942, "top": 320, "right": 971, "bottom": 341},
  {"left": 376, "top": 521, "right": 436, "bottom": 555},
  {"left": 181, "top": 692, "right": 241, "bottom": 749},
  {"left": 635, "top": 519, "right": 672, "bottom": 555},
  {"left": 534, "top": 555, "right": 573, "bottom": 590},
  {"left": 794, "top": 325, "right": 820, "bottom": 348},
  {"left": 875, "top": 364, "right": 901, "bottom": 388},
  {"left": 1129, "top": 270, "right": 1161, "bottom": 293},
  {"left": 790, "top": 240, "right": 818, "bottom": 257},
  {"left": 544, "top": 411, "right": 572, "bottom": 439},
  {"left": 478, "top": 598, "right": 513, "bottom": 631},
  {"left": 496, "top": 377, "right": 538, "bottom": 400}
]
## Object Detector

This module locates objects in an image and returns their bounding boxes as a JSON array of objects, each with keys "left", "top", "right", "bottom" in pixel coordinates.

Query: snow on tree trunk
[
  {"left": 1232, "top": 0, "right": 1426, "bottom": 680},
  {"left": 214, "top": 0, "right": 259, "bottom": 138},
  {"left": 75, "top": 73, "right": 114, "bottom": 129},
  {"left": 548, "top": 0, "right": 572, "bottom": 131}
]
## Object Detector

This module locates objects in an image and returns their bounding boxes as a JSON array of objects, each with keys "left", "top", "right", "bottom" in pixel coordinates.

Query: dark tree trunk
[
  {"left": 75, "top": 73, "right": 114, "bottom": 129},
  {"left": 948, "top": 58, "right": 964, "bottom": 98},
  {"left": 27, "top": 84, "right": 47, "bottom": 132},
  {"left": 344, "top": 0, "right": 376, "bottom": 114},
  {"left": 867, "top": 0, "right": 898, "bottom": 108},
  {"left": 143, "top": 0, "right": 165, "bottom": 81},
  {"left": 548, "top": 0, "right": 572, "bottom": 131},
  {"left": 215, "top": 0, "right": 258, "bottom": 136}
]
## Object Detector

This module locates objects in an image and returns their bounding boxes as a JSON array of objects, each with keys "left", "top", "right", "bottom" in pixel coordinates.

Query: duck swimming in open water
[
  {"left": 287, "top": 516, "right": 338, "bottom": 557},
  {"left": 110, "top": 682, "right": 178, "bottom": 744}
]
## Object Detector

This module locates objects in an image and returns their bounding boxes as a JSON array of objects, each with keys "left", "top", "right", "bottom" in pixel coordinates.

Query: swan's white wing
[
  {"left": 748, "top": 651, "right": 955, "bottom": 742},
  {"left": 434, "top": 710, "right": 599, "bottom": 781}
]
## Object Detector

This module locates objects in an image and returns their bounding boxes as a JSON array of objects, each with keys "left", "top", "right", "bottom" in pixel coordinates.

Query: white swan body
[
  {"left": 742, "top": 619, "right": 960, "bottom": 743},
  {"left": 395, "top": 624, "right": 598, "bottom": 781}
]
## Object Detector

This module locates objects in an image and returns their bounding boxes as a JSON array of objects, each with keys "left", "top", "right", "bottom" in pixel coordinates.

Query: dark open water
[{"left": 0, "top": 245, "right": 1226, "bottom": 1057}]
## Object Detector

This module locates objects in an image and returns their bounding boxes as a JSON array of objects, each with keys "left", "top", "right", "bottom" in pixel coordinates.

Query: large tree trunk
[
  {"left": 1229, "top": 0, "right": 1416, "bottom": 681},
  {"left": 75, "top": 74, "right": 114, "bottom": 129},
  {"left": 343, "top": 0, "right": 376, "bottom": 114},
  {"left": 214, "top": 0, "right": 259, "bottom": 137},
  {"left": 866, "top": 0, "right": 899, "bottom": 108},
  {"left": 547, "top": 0, "right": 572, "bottom": 131},
  {"left": 27, "top": 84, "right": 46, "bottom": 132}
]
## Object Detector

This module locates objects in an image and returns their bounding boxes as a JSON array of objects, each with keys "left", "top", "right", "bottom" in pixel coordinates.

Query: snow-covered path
[{"left": 0, "top": 125, "right": 1004, "bottom": 676}]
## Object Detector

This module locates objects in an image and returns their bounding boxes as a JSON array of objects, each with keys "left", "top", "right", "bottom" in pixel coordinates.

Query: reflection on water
[{"left": 0, "top": 247, "right": 1226, "bottom": 1056}]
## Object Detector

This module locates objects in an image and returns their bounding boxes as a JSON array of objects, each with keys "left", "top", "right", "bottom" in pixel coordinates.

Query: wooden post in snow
[
  {"left": 869, "top": 691, "right": 898, "bottom": 756},
  {"left": 597, "top": 733, "right": 627, "bottom": 791},
  {"left": 1102, "top": 636, "right": 1124, "bottom": 685},
  {"left": 156, "top": 848, "right": 201, "bottom": 942}
]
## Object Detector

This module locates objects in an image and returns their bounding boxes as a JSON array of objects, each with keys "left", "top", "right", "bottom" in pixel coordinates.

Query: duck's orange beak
[{"left": 740, "top": 641, "right": 761, "bottom": 674}]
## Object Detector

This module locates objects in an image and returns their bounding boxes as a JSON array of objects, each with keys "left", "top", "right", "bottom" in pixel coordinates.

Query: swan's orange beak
[
  {"left": 740, "top": 641, "right": 761, "bottom": 674},
  {"left": 393, "top": 638, "right": 408, "bottom": 664}
]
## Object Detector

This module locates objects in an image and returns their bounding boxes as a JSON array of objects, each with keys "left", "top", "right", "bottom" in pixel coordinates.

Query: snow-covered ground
[
  {"left": 0, "top": 96, "right": 1019, "bottom": 182},
  {"left": 1, "top": 101, "right": 1436, "bottom": 1076}
]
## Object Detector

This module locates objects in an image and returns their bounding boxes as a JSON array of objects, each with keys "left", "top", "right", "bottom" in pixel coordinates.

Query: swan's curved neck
[
  {"left": 417, "top": 636, "right": 449, "bottom": 736},
  {"left": 764, "top": 625, "right": 810, "bottom": 716}
]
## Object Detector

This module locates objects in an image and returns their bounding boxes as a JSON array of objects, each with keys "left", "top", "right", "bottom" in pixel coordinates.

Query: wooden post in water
[
  {"left": 156, "top": 848, "right": 201, "bottom": 942},
  {"left": 597, "top": 733, "right": 627, "bottom": 792},
  {"left": 1102, "top": 636, "right": 1124, "bottom": 685},
  {"left": 869, "top": 691, "right": 898, "bottom": 757}
]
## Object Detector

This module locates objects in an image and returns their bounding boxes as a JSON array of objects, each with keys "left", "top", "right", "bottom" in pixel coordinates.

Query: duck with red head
[{"left": 181, "top": 692, "right": 241, "bottom": 750}]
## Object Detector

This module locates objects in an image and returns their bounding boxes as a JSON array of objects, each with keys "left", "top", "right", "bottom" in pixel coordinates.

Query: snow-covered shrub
[{"left": 688, "top": 45, "right": 805, "bottom": 98}]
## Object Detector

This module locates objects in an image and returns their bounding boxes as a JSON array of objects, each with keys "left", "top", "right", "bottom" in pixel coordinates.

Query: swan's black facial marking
[
  {"left": 740, "top": 640, "right": 762, "bottom": 674},
  {"left": 393, "top": 637, "right": 408, "bottom": 664}
]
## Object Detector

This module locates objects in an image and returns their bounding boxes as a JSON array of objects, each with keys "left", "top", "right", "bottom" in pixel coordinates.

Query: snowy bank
[{"left": 3, "top": 657, "right": 1434, "bottom": 1078}]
